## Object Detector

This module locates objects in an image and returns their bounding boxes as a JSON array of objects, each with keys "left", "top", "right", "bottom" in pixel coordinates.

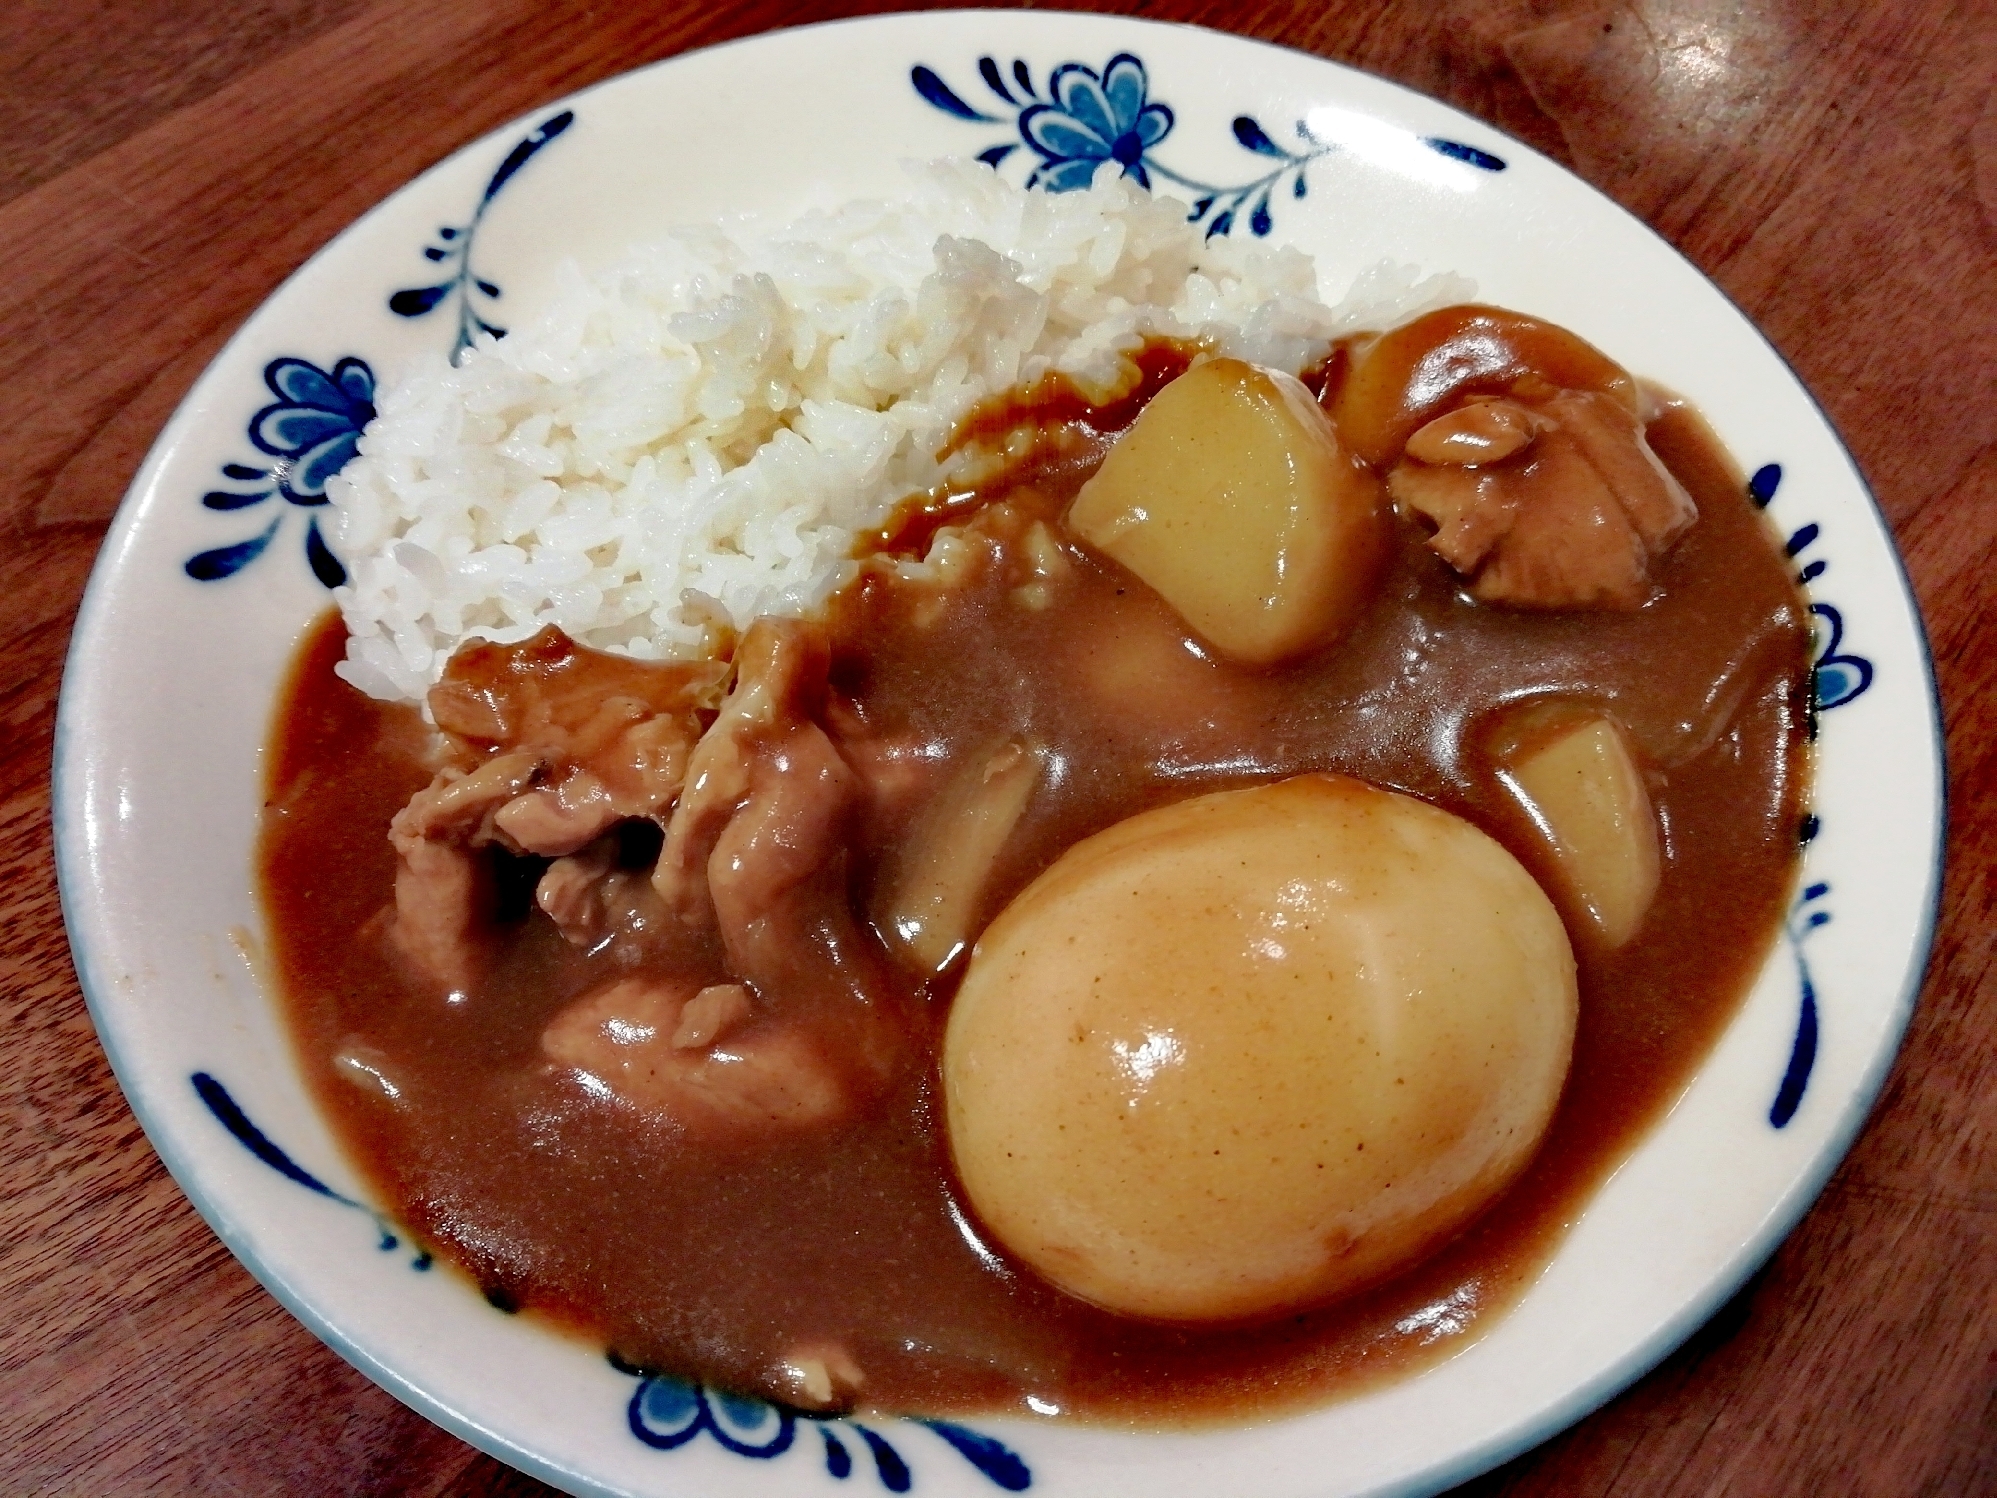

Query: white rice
[{"left": 328, "top": 159, "right": 1471, "bottom": 703}]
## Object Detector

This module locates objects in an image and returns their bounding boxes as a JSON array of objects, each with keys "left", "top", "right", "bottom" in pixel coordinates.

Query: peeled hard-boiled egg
[{"left": 942, "top": 774, "right": 1577, "bottom": 1323}]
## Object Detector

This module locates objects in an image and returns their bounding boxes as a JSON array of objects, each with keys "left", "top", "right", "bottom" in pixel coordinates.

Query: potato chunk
[
  {"left": 1499, "top": 709, "right": 1661, "bottom": 947},
  {"left": 1067, "top": 358, "right": 1387, "bottom": 665},
  {"left": 874, "top": 739, "right": 1045, "bottom": 974}
]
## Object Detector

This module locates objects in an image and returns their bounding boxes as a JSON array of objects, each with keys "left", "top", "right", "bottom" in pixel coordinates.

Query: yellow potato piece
[
  {"left": 943, "top": 774, "right": 1577, "bottom": 1324},
  {"left": 1501, "top": 713, "right": 1661, "bottom": 948},
  {"left": 1067, "top": 358, "right": 1387, "bottom": 665},
  {"left": 874, "top": 739, "right": 1045, "bottom": 974}
]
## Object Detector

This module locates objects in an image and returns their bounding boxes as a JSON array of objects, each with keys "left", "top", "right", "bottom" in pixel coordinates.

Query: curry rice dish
[{"left": 262, "top": 305, "right": 1811, "bottom": 1422}]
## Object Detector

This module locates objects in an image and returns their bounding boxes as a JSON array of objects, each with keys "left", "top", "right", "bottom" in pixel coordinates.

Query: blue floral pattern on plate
[
  {"left": 1769, "top": 881, "right": 1830, "bottom": 1128},
  {"left": 913, "top": 51, "right": 1504, "bottom": 237},
  {"left": 184, "top": 111, "right": 576, "bottom": 588},
  {"left": 1745, "top": 461, "right": 1871, "bottom": 1125},
  {"left": 191, "top": 1072, "right": 430, "bottom": 1267},
  {"left": 390, "top": 110, "right": 575, "bottom": 362},
  {"left": 183, "top": 356, "right": 374, "bottom": 587},
  {"left": 620, "top": 1365, "right": 1031, "bottom": 1492}
]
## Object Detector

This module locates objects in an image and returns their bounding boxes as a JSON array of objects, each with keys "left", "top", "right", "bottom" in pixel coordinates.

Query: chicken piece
[
  {"left": 384, "top": 750, "right": 541, "bottom": 990},
  {"left": 707, "top": 724, "right": 859, "bottom": 972},
  {"left": 429, "top": 626, "right": 722, "bottom": 822},
  {"left": 384, "top": 629, "right": 725, "bottom": 988},
  {"left": 542, "top": 976, "right": 849, "bottom": 1130},
  {"left": 390, "top": 751, "right": 542, "bottom": 845},
  {"left": 672, "top": 983, "right": 754, "bottom": 1049},
  {"left": 535, "top": 840, "right": 618, "bottom": 943},
  {"left": 536, "top": 836, "right": 676, "bottom": 953},
  {"left": 1389, "top": 390, "right": 1696, "bottom": 609},
  {"left": 388, "top": 837, "right": 494, "bottom": 995},
  {"left": 654, "top": 619, "right": 829, "bottom": 923},
  {"left": 493, "top": 768, "right": 621, "bottom": 857},
  {"left": 822, "top": 698, "right": 947, "bottom": 829}
]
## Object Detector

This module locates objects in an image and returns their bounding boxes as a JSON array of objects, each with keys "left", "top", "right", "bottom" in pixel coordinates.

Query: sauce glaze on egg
[{"left": 943, "top": 774, "right": 1579, "bottom": 1324}]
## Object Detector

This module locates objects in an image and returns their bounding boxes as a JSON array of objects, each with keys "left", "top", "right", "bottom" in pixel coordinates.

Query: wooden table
[{"left": 2, "top": 1, "right": 1989, "bottom": 1492}]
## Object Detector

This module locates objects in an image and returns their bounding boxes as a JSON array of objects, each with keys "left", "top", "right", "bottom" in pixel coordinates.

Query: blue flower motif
[
  {"left": 1747, "top": 463, "right": 1874, "bottom": 712},
  {"left": 1019, "top": 55, "right": 1173, "bottom": 190},
  {"left": 913, "top": 49, "right": 1505, "bottom": 238},
  {"left": 185, "top": 355, "right": 373, "bottom": 586},
  {"left": 250, "top": 357, "right": 376, "bottom": 500},
  {"left": 620, "top": 1365, "right": 1031, "bottom": 1491}
]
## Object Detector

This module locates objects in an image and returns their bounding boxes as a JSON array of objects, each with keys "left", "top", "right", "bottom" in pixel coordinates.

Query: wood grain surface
[{"left": 2, "top": 1, "right": 1990, "bottom": 1493}]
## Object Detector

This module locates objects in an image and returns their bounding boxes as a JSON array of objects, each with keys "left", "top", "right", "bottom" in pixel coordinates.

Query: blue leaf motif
[
  {"left": 184, "top": 516, "right": 280, "bottom": 580},
  {"left": 978, "top": 56, "right": 1016, "bottom": 105},
  {"left": 1769, "top": 882, "right": 1830, "bottom": 1127},
  {"left": 1749, "top": 462, "right": 1783, "bottom": 507},
  {"left": 920, "top": 1422, "right": 1033, "bottom": 1491},
  {"left": 911, "top": 65, "right": 995, "bottom": 122},
  {"left": 857, "top": 1426, "right": 913, "bottom": 1492},
  {"left": 1233, "top": 115, "right": 1282, "bottom": 155},
  {"left": 391, "top": 112, "right": 574, "bottom": 360},
  {"left": 255, "top": 406, "right": 355, "bottom": 455},
  {"left": 1024, "top": 108, "right": 1112, "bottom": 160},
  {"left": 1133, "top": 104, "right": 1173, "bottom": 151},
  {"left": 1810, "top": 603, "right": 1874, "bottom": 710},
  {"left": 483, "top": 109, "right": 573, "bottom": 202},
  {"left": 1423, "top": 137, "right": 1507, "bottom": 170},
  {"left": 268, "top": 359, "right": 346, "bottom": 409},
  {"left": 306, "top": 515, "right": 348, "bottom": 587},
  {"left": 188, "top": 1072, "right": 429, "bottom": 1264},
  {"left": 202, "top": 488, "right": 271, "bottom": 511},
  {"left": 1049, "top": 63, "right": 1119, "bottom": 145},
  {"left": 391, "top": 284, "right": 450, "bottom": 317},
  {"left": 192, "top": 1071, "right": 350, "bottom": 1198},
  {"left": 292, "top": 430, "right": 362, "bottom": 498},
  {"left": 823, "top": 1427, "right": 854, "bottom": 1477},
  {"left": 1100, "top": 54, "right": 1149, "bottom": 135}
]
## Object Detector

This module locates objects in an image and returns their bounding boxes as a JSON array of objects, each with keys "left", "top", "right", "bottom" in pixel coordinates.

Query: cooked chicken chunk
[
  {"left": 383, "top": 631, "right": 724, "bottom": 991},
  {"left": 655, "top": 618, "right": 837, "bottom": 925},
  {"left": 542, "top": 976, "right": 849, "bottom": 1130},
  {"left": 385, "top": 751, "right": 540, "bottom": 990},
  {"left": 1389, "top": 391, "right": 1696, "bottom": 609}
]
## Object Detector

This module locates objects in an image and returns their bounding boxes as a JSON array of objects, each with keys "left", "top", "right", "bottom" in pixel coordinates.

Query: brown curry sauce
[{"left": 259, "top": 333, "right": 1811, "bottom": 1422}]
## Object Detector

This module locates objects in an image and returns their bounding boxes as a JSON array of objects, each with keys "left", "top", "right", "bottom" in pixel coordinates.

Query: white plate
[{"left": 52, "top": 11, "right": 1944, "bottom": 1498}]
